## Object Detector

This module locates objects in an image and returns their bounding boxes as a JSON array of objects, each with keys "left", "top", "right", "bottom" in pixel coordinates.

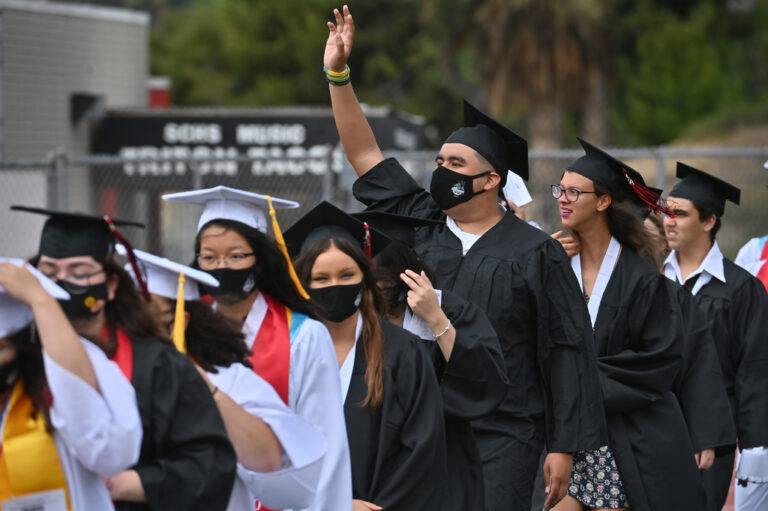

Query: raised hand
[
  {"left": 551, "top": 230, "right": 580, "bottom": 258},
  {"left": 0, "top": 262, "right": 50, "bottom": 307},
  {"left": 324, "top": 5, "right": 355, "bottom": 73}
]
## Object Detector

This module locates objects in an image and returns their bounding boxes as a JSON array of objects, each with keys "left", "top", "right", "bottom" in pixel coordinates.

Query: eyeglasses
[
  {"left": 196, "top": 252, "right": 255, "bottom": 269},
  {"left": 551, "top": 184, "right": 597, "bottom": 203},
  {"left": 39, "top": 267, "right": 105, "bottom": 286}
]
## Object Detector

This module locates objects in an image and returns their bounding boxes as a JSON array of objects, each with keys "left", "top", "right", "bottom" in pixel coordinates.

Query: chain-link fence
[{"left": 2, "top": 147, "right": 767, "bottom": 262}]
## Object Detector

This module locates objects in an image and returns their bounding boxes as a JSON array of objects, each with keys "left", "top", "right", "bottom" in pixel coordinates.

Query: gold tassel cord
[
  {"left": 266, "top": 195, "right": 310, "bottom": 300},
  {"left": 173, "top": 271, "right": 187, "bottom": 353}
]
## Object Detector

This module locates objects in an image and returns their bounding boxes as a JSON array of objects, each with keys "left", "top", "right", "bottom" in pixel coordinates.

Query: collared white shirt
[
  {"left": 663, "top": 241, "right": 726, "bottom": 295},
  {"left": 446, "top": 216, "right": 482, "bottom": 256}
]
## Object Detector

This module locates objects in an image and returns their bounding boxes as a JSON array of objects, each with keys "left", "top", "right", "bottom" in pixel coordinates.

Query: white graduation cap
[
  {"left": 161, "top": 185, "right": 299, "bottom": 233},
  {"left": 0, "top": 257, "right": 70, "bottom": 338},
  {"left": 123, "top": 249, "right": 219, "bottom": 301}
]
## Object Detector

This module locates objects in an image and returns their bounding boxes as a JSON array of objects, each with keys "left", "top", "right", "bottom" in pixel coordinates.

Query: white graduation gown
[
  {"left": 0, "top": 337, "right": 142, "bottom": 510},
  {"left": 207, "top": 363, "right": 327, "bottom": 511},
  {"left": 242, "top": 293, "right": 352, "bottom": 511}
]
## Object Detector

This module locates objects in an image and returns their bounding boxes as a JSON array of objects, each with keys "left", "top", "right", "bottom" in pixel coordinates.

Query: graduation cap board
[
  {"left": 123, "top": 249, "right": 219, "bottom": 353},
  {"left": 161, "top": 185, "right": 299, "bottom": 234},
  {"left": 445, "top": 100, "right": 529, "bottom": 184},
  {"left": 351, "top": 211, "right": 444, "bottom": 247},
  {"left": 283, "top": 201, "right": 392, "bottom": 259},
  {"left": 669, "top": 162, "right": 740, "bottom": 217},
  {"left": 9, "top": 206, "right": 145, "bottom": 259},
  {"left": 0, "top": 258, "right": 70, "bottom": 338},
  {"left": 566, "top": 138, "right": 669, "bottom": 214}
]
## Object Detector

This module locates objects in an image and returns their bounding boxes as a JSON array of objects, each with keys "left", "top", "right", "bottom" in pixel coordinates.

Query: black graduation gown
[
  {"left": 686, "top": 259, "right": 768, "bottom": 509},
  {"left": 352, "top": 158, "right": 607, "bottom": 509},
  {"left": 416, "top": 289, "right": 508, "bottom": 511},
  {"left": 344, "top": 319, "right": 448, "bottom": 510},
  {"left": 114, "top": 340, "right": 236, "bottom": 511},
  {"left": 670, "top": 281, "right": 736, "bottom": 456},
  {"left": 594, "top": 248, "right": 705, "bottom": 511}
]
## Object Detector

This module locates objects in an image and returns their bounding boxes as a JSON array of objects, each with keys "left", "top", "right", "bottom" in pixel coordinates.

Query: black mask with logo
[
  {"left": 56, "top": 281, "right": 109, "bottom": 319},
  {"left": 309, "top": 283, "right": 363, "bottom": 323},
  {"left": 202, "top": 266, "right": 258, "bottom": 304},
  {"left": 429, "top": 165, "right": 491, "bottom": 211}
]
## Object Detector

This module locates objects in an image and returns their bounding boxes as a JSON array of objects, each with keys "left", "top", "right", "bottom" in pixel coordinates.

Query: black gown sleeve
[
  {"left": 531, "top": 239, "right": 608, "bottom": 453},
  {"left": 673, "top": 284, "right": 736, "bottom": 455},
  {"left": 598, "top": 274, "right": 684, "bottom": 416},
  {"left": 371, "top": 335, "right": 448, "bottom": 509},
  {"left": 134, "top": 347, "right": 236, "bottom": 511},
  {"left": 430, "top": 290, "right": 508, "bottom": 421},
  {"left": 352, "top": 157, "right": 444, "bottom": 220},
  {"left": 732, "top": 277, "right": 768, "bottom": 449}
]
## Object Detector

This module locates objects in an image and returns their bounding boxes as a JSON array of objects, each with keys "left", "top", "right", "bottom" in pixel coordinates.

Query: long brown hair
[
  {"left": 594, "top": 184, "right": 658, "bottom": 266},
  {"left": 294, "top": 238, "right": 386, "bottom": 409},
  {"left": 8, "top": 325, "right": 52, "bottom": 430}
]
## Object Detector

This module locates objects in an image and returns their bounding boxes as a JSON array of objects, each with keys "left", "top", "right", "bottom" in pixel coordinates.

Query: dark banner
[{"left": 90, "top": 109, "right": 424, "bottom": 189}]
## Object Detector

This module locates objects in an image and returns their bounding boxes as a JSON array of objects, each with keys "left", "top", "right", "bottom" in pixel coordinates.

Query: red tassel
[
  {"left": 104, "top": 216, "right": 151, "bottom": 301},
  {"left": 622, "top": 169, "right": 676, "bottom": 217},
  {"left": 363, "top": 222, "right": 372, "bottom": 258}
]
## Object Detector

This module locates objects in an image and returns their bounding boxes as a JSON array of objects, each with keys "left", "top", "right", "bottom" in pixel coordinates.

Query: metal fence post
[
  {"left": 46, "top": 149, "right": 69, "bottom": 210},
  {"left": 655, "top": 147, "right": 667, "bottom": 192}
]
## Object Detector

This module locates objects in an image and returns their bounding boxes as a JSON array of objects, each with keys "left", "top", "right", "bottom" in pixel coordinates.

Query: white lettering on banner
[
  {"left": 163, "top": 123, "right": 222, "bottom": 144},
  {"left": 236, "top": 124, "right": 306, "bottom": 145},
  {"left": 248, "top": 144, "right": 333, "bottom": 176},
  {"left": 117, "top": 144, "right": 336, "bottom": 177}
]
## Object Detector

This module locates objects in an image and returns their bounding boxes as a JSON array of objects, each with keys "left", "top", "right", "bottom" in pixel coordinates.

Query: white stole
[
  {"left": 571, "top": 237, "right": 621, "bottom": 327},
  {"left": 338, "top": 314, "right": 363, "bottom": 402}
]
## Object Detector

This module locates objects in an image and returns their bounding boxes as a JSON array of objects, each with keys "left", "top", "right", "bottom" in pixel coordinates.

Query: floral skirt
[{"left": 568, "top": 445, "right": 629, "bottom": 509}]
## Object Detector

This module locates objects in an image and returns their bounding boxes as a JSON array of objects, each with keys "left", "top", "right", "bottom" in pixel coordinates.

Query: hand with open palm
[{"left": 324, "top": 5, "right": 355, "bottom": 73}]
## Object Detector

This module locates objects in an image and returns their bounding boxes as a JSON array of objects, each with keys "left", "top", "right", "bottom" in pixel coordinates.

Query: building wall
[{"left": 0, "top": 0, "right": 148, "bottom": 255}]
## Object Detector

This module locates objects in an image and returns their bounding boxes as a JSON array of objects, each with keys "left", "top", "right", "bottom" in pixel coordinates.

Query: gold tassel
[
  {"left": 266, "top": 195, "right": 310, "bottom": 300},
  {"left": 173, "top": 272, "right": 187, "bottom": 353}
]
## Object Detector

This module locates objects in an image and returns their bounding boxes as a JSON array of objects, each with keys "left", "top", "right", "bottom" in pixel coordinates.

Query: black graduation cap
[
  {"left": 566, "top": 138, "right": 639, "bottom": 198},
  {"left": 444, "top": 100, "right": 529, "bottom": 183},
  {"left": 350, "top": 211, "right": 444, "bottom": 247},
  {"left": 668, "top": 163, "right": 740, "bottom": 217},
  {"left": 10, "top": 206, "right": 145, "bottom": 259},
  {"left": 283, "top": 201, "right": 392, "bottom": 259}
]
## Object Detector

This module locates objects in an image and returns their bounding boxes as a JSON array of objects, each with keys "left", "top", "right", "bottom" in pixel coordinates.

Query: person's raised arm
[{"left": 325, "top": 5, "right": 384, "bottom": 176}]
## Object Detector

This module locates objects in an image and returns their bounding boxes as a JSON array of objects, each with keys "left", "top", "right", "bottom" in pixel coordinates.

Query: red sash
[
  {"left": 247, "top": 293, "right": 291, "bottom": 405},
  {"left": 104, "top": 324, "right": 133, "bottom": 382},
  {"left": 756, "top": 260, "right": 768, "bottom": 293}
]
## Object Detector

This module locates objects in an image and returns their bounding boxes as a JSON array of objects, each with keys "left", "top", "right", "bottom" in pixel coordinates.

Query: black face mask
[
  {"left": 309, "top": 283, "right": 363, "bottom": 323},
  {"left": 429, "top": 165, "right": 491, "bottom": 211},
  {"left": 381, "top": 285, "right": 407, "bottom": 310},
  {"left": 202, "top": 266, "right": 258, "bottom": 304},
  {"left": 0, "top": 359, "right": 20, "bottom": 394},
  {"left": 56, "top": 281, "right": 108, "bottom": 318}
]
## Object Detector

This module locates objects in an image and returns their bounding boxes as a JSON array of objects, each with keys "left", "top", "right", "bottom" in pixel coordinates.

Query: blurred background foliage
[{"left": 58, "top": 0, "right": 768, "bottom": 149}]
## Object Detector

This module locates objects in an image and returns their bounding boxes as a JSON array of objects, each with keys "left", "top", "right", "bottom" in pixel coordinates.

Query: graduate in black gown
[
  {"left": 286, "top": 202, "right": 449, "bottom": 511},
  {"left": 352, "top": 211, "right": 508, "bottom": 511},
  {"left": 11, "top": 206, "right": 236, "bottom": 511},
  {"left": 638, "top": 208, "right": 737, "bottom": 470},
  {"left": 662, "top": 163, "right": 768, "bottom": 511},
  {"left": 551, "top": 139, "right": 705, "bottom": 511},
  {"left": 322, "top": 7, "right": 606, "bottom": 509}
]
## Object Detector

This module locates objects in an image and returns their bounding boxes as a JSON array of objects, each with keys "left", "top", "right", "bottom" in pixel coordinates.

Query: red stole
[
  {"left": 247, "top": 294, "right": 291, "bottom": 405},
  {"left": 103, "top": 324, "right": 134, "bottom": 382}
]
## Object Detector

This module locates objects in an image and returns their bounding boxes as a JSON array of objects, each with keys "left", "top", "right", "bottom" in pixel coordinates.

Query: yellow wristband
[{"left": 324, "top": 65, "right": 349, "bottom": 77}]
